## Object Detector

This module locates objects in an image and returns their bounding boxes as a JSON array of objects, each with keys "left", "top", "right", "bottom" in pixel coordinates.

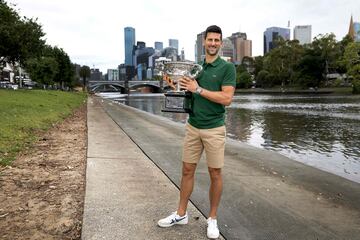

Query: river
[{"left": 99, "top": 92, "right": 360, "bottom": 183}]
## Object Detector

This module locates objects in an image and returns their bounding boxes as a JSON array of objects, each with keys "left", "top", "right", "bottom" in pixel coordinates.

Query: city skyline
[{"left": 7, "top": 0, "right": 360, "bottom": 72}]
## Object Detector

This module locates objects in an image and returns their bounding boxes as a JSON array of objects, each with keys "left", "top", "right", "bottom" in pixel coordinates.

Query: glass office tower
[
  {"left": 294, "top": 25, "right": 312, "bottom": 45},
  {"left": 169, "top": 39, "right": 179, "bottom": 54},
  {"left": 263, "top": 27, "right": 290, "bottom": 54},
  {"left": 354, "top": 22, "right": 360, "bottom": 42},
  {"left": 124, "top": 27, "right": 135, "bottom": 66}
]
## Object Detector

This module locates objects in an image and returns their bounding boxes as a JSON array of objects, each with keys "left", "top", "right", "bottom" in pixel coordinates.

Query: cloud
[{"left": 7, "top": 0, "right": 360, "bottom": 72}]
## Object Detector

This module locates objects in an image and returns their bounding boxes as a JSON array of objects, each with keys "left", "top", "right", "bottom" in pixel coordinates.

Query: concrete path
[
  {"left": 83, "top": 96, "right": 360, "bottom": 240},
  {"left": 81, "top": 97, "right": 222, "bottom": 239}
]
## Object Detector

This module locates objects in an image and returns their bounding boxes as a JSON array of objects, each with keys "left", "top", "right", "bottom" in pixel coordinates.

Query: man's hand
[
  {"left": 163, "top": 74, "right": 176, "bottom": 91},
  {"left": 179, "top": 76, "right": 198, "bottom": 93}
]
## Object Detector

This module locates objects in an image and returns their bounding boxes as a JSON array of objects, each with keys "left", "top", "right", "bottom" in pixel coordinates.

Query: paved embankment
[
  {"left": 81, "top": 97, "right": 222, "bottom": 239},
  {"left": 84, "top": 96, "right": 360, "bottom": 240}
]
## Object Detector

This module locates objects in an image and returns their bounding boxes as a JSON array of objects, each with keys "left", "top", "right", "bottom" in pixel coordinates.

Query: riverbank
[
  {"left": 98, "top": 97, "right": 360, "bottom": 239},
  {"left": 0, "top": 89, "right": 87, "bottom": 165},
  {"left": 0, "top": 105, "right": 87, "bottom": 239},
  {"left": 115, "top": 93, "right": 360, "bottom": 184},
  {"left": 235, "top": 86, "right": 353, "bottom": 94},
  {"left": 82, "top": 97, "right": 219, "bottom": 239}
]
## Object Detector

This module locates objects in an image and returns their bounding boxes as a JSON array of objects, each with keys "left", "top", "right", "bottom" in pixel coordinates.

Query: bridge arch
[
  {"left": 128, "top": 83, "right": 162, "bottom": 93},
  {"left": 88, "top": 80, "right": 168, "bottom": 93},
  {"left": 89, "top": 83, "right": 126, "bottom": 93}
]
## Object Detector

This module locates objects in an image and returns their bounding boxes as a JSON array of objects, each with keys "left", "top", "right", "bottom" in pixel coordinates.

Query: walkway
[
  {"left": 82, "top": 96, "right": 360, "bottom": 240},
  {"left": 81, "top": 97, "right": 220, "bottom": 239}
]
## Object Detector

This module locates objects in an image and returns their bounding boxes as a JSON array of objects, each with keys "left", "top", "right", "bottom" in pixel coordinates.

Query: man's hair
[{"left": 204, "top": 25, "right": 222, "bottom": 40}]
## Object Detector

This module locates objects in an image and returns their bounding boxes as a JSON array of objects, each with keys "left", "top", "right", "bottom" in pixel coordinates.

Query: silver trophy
[{"left": 155, "top": 61, "right": 203, "bottom": 113}]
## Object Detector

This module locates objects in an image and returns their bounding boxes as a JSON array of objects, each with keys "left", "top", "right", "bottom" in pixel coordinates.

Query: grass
[{"left": 0, "top": 89, "right": 87, "bottom": 165}]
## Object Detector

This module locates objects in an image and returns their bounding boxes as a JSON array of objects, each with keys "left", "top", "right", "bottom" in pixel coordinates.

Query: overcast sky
[{"left": 7, "top": 0, "right": 360, "bottom": 73}]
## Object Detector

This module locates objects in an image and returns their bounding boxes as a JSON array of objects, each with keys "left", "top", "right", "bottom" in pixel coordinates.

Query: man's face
[{"left": 204, "top": 32, "right": 222, "bottom": 56}]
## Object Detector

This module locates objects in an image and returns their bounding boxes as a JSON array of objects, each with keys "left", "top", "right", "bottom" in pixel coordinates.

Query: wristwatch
[{"left": 195, "top": 86, "right": 203, "bottom": 95}]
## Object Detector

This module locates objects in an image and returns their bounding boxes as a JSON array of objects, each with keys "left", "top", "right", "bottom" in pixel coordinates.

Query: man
[{"left": 157, "top": 25, "right": 236, "bottom": 239}]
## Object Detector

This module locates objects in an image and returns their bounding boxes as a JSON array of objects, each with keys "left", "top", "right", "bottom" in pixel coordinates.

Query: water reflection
[
  {"left": 114, "top": 93, "right": 360, "bottom": 183},
  {"left": 118, "top": 94, "right": 188, "bottom": 123},
  {"left": 227, "top": 94, "right": 360, "bottom": 182}
]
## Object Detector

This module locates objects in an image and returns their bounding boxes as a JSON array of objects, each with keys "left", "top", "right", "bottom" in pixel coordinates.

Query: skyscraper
[
  {"left": 133, "top": 42, "right": 154, "bottom": 80},
  {"left": 237, "top": 39, "right": 252, "bottom": 63},
  {"left": 195, "top": 32, "right": 205, "bottom": 63},
  {"left": 294, "top": 25, "right": 312, "bottom": 44},
  {"left": 124, "top": 27, "right": 135, "bottom": 66},
  {"left": 169, "top": 39, "right": 179, "bottom": 54},
  {"left": 180, "top": 48, "right": 185, "bottom": 61},
  {"left": 155, "top": 41, "right": 163, "bottom": 51},
  {"left": 107, "top": 69, "right": 119, "bottom": 81},
  {"left": 263, "top": 27, "right": 290, "bottom": 54},
  {"left": 90, "top": 68, "right": 102, "bottom": 81},
  {"left": 229, "top": 32, "right": 252, "bottom": 64},
  {"left": 220, "top": 38, "right": 234, "bottom": 61},
  {"left": 355, "top": 22, "right": 360, "bottom": 42}
]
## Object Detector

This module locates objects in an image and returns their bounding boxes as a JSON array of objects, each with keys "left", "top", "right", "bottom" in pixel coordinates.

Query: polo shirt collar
[{"left": 202, "top": 56, "right": 221, "bottom": 67}]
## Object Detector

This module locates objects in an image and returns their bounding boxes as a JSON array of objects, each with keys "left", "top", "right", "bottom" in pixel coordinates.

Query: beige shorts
[{"left": 182, "top": 123, "right": 226, "bottom": 168}]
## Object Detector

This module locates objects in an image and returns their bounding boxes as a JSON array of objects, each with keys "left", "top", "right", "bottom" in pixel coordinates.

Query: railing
[{"left": 88, "top": 80, "right": 169, "bottom": 92}]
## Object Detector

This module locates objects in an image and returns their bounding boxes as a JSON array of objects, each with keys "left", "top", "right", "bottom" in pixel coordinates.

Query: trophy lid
[{"left": 156, "top": 61, "right": 203, "bottom": 79}]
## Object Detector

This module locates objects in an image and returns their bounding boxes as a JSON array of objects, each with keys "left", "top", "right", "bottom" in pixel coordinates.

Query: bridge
[{"left": 88, "top": 80, "right": 171, "bottom": 93}]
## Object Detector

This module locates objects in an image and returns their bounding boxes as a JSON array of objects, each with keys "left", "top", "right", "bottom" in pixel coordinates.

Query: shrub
[
  {"left": 237, "top": 71, "right": 252, "bottom": 88},
  {"left": 352, "top": 79, "right": 360, "bottom": 94}
]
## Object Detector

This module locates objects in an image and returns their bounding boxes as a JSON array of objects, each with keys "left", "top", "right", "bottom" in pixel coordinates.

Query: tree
[
  {"left": 263, "top": 38, "right": 304, "bottom": 87},
  {"left": 256, "top": 70, "right": 271, "bottom": 88},
  {"left": 236, "top": 58, "right": 254, "bottom": 88},
  {"left": 26, "top": 57, "right": 59, "bottom": 87},
  {"left": 0, "top": 0, "right": 19, "bottom": 67},
  {"left": 263, "top": 47, "right": 283, "bottom": 86},
  {"left": 236, "top": 64, "right": 247, "bottom": 75},
  {"left": 0, "top": 0, "right": 45, "bottom": 67},
  {"left": 296, "top": 48, "right": 324, "bottom": 88},
  {"left": 237, "top": 71, "right": 252, "bottom": 89},
  {"left": 343, "top": 42, "right": 360, "bottom": 93},
  {"left": 311, "top": 33, "right": 341, "bottom": 83},
  {"left": 241, "top": 56, "right": 254, "bottom": 74},
  {"left": 253, "top": 56, "right": 264, "bottom": 80},
  {"left": 336, "top": 34, "right": 354, "bottom": 74},
  {"left": 1, "top": 0, "right": 76, "bottom": 90},
  {"left": 80, "top": 65, "right": 90, "bottom": 91},
  {"left": 47, "top": 46, "right": 74, "bottom": 88},
  {"left": 23, "top": 45, "right": 75, "bottom": 89}
]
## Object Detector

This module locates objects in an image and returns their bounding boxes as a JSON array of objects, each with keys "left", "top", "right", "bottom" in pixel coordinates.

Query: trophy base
[{"left": 162, "top": 91, "right": 192, "bottom": 113}]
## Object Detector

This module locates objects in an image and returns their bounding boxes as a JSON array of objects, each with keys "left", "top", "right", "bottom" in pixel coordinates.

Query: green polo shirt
[{"left": 188, "top": 56, "right": 236, "bottom": 129}]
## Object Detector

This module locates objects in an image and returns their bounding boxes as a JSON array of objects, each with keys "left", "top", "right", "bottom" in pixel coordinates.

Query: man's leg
[
  {"left": 208, "top": 167, "right": 223, "bottom": 218},
  {"left": 158, "top": 124, "right": 201, "bottom": 228},
  {"left": 157, "top": 162, "right": 197, "bottom": 228},
  {"left": 177, "top": 162, "right": 197, "bottom": 216}
]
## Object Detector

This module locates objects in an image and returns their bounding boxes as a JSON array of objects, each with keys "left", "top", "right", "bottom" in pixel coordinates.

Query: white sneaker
[
  {"left": 157, "top": 211, "right": 188, "bottom": 228},
  {"left": 207, "top": 217, "right": 220, "bottom": 239}
]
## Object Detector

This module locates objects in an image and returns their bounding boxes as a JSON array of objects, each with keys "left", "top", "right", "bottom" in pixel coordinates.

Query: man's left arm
[
  {"left": 179, "top": 77, "right": 235, "bottom": 106},
  {"left": 196, "top": 85, "right": 235, "bottom": 106}
]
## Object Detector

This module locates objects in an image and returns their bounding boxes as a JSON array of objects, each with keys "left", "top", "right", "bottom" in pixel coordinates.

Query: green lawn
[{"left": 0, "top": 89, "right": 87, "bottom": 165}]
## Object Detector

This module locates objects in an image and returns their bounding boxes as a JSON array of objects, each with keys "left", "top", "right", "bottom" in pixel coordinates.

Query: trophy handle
[{"left": 189, "top": 64, "right": 203, "bottom": 79}]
